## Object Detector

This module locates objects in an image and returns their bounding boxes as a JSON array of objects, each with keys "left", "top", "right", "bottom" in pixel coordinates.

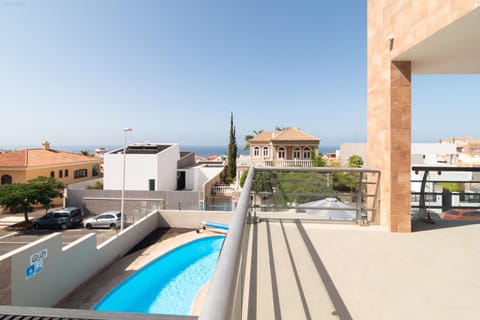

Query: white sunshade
[{"left": 297, "top": 197, "right": 356, "bottom": 220}]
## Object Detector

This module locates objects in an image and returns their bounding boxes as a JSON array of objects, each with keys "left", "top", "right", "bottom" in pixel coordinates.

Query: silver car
[{"left": 84, "top": 211, "right": 122, "bottom": 229}]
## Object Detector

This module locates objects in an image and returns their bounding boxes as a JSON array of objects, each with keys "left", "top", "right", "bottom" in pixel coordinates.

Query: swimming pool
[{"left": 94, "top": 235, "right": 225, "bottom": 315}]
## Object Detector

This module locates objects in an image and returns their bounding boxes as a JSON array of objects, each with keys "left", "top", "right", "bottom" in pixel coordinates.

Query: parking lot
[{"left": 0, "top": 225, "right": 118, "bottom": 257}]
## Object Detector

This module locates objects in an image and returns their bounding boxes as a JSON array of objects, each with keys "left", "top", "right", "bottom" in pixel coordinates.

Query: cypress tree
[{"left": 227, "top": 112, "right": 237, "bottom": 183}]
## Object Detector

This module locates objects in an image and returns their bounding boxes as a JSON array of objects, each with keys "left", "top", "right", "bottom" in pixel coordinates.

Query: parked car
[
  {"left": 84, "top": 211, "right": 122, "bottom": 229},
  {"left": 32, "top": 207, "right": 83, "bottom": 230},
  {"left": 442, "top": 209, "right": 480, "bottom": 220}
]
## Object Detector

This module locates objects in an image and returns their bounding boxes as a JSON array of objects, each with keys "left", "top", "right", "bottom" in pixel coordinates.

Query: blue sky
[{"left": 1, "top": 0, "right": 479, "bottom": 149}]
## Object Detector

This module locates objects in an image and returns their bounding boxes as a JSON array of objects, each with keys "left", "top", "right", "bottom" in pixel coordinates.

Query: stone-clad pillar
[{"left": 390, "top": 61, "right": 411, "bottom": 232}]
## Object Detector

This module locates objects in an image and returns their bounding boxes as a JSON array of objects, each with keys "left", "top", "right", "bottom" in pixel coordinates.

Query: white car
[{"left": 84, "top": 211, "right": 122, "bottom": 229}]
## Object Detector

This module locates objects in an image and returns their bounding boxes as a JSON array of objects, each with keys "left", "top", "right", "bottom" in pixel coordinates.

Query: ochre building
[{"left": 0, "top": 141, "right": 102, "bottom": 186}]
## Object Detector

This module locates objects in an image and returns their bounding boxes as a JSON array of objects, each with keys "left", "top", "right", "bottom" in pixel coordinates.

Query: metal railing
[
  {"left": 239, "top": 159, "right": 314, "bottom": 167},
  {"left": 411, "top": 166, "right": 480, "bottom": 221},
  {"left": 199, "top": 166, "right": 255, "bottom": 320},
  {"left": 199, "top": 166, "right": 380, "bottom": 320}
]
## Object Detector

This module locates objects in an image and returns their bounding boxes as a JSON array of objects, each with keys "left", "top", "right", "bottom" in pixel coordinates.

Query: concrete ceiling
[{"left": 395, "top": 7, "right": 480, "bottom": 74}]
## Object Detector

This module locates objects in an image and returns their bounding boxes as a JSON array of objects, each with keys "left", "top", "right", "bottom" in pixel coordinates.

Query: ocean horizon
[{"left": 0, "top": 144, "right": 340, "bottom": 157}]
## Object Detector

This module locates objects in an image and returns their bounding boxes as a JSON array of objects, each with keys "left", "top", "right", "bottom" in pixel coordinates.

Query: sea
[{"left": 0, "top": 144, "right": 339, "bottom": 157}]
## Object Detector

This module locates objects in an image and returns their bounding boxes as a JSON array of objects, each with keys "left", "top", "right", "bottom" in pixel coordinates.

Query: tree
[
  {"left": 226, "top": 112, "right": 237, "bottom": 183},
  {"left": 79, "top": 150, "right": 92, "bottom": 157},
  {"left": 348, "top": 155, "right": 364, "bottom": 168},
  {"left": 243, "top": 129, "right": 263, "bottom": 151},
  {"left": 311, "top": 151, "right": 326, "bottom": 167},
  {"left": 0, "top": 177, "right": 65, "bottom": 223},
  {"left": 0, "top": 183, "right": 36, "bottom": 223},
  {"left": 28, "top": 176, "right": 65, "bottom": 213}
]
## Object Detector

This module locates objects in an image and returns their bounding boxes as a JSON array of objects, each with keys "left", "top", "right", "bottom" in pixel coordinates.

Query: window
[
  {"left": 278, "top": 147, "right": 286, "bottom": 159},
  {"left": 149, "top": 179, "right": 155, "bottom": 191},
  {"left": 74, "top": 169, "right": 88, "bottom": 179},
  {"left": 1, "top": 175, "right": 12, "bottom": 185},
  {"left": 50, "top": 171, "right": 55, "bottom": 178},
  {"left": 463, "top": 211, "right": 480, "bottom": 218},
  {"left": 65, "top": 169, "right": 69, "bottom": 177},
  {"left": 303, "top": 148, "right": 311, "bottom": 159},
  {"left": 254, "top": 146, "right": 260, "bottom": 157},
  {"left": 59, "top": 170, "right": 63, "bottom": 178},
  {"left": 263, "top": 147, "right": 269, "bottom": 157},
  {"left": 293, "top": 148, "right": 301, "bottom": 159},
  {"left": 92, "top": 164, "right": 99, "bottom": 177}
]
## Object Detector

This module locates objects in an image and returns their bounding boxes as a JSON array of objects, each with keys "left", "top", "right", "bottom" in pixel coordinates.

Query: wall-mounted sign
[{"left": 25, "top": 248, "right": 48, "bottom": 280}]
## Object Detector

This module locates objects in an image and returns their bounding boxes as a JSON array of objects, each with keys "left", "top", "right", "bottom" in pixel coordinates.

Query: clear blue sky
[{"left": 1, "top": 0, "right": 479, "bottom": 149}]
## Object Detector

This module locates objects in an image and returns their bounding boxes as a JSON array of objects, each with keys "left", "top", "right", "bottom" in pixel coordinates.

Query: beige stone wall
[
  {"left": 367, "top": 0, "right": 479, "bottom": 231},
  {"left": 0, "top": 170, "right": 26, "bottom": 184}
]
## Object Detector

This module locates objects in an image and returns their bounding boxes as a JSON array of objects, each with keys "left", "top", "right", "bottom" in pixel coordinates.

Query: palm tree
[{"left": 243, "top": 129, "right": 263, "bottom": 151}]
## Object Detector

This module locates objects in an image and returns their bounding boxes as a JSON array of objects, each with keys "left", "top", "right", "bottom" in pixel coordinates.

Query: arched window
[
  {"left": 278, "top": 147, "right": 286, "bottom": 159},
  {"left": 263, "top": 146, "right": 269, "bottom": 157},
  {"left": 1, "top": 175, "right": 12, "bottom": 185},
  {"left": 254, "top": 146, "right": 260, "bottom": 157},
  {"left": 59, "top": 170, "right": 63, "bottom": 178},
  {"left": 50, "top": 171, "right": 55, "bottom": 178},
  {"left": 92, "top": 164, "right": 99, "bottom": 177},
  {"left": 303, "top": 148, "right": 311, "bottom": 159},
  {"left": 293, "top": 147, "right": 301, "bottom": 159}
]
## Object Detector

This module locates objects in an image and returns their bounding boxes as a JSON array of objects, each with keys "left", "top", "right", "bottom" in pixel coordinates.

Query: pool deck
[{"left": 59, "top": 230, "right": 216, "bottom": 313}]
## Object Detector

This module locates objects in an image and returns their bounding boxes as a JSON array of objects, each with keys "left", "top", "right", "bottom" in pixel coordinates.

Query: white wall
[
  {"left": 103, "top": 144, "right": 180, "bottom": 191},
  {"left": 103, "top": 153, "right": 123, "bottom": 190},
  {"left": 340, "top": 143, "right": 457, "bottom": 166},
  {"left": 4, "top": 211, "right": 159, "bottom": 307},
  {"left": 155, "top": 144, "right": 180, "bottom": 191}
]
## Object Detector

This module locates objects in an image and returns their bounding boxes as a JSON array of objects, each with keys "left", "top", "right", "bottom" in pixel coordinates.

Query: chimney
[{"left": 42, "top": 141, "right": 50, "bottom": 150}]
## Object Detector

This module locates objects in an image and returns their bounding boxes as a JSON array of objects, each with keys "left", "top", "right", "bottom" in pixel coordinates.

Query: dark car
[{"left": 32, "top": 207, "right": 83, "bottom": 230}]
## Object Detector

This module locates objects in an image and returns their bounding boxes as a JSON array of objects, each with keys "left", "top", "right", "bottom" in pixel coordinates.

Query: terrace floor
[{"left": 242, "top": 216, "right": 480, "bottom": 319}]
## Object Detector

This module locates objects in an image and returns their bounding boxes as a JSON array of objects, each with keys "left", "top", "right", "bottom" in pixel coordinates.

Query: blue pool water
[{"left": 94, "top": 235, "right": 225, "bottom": 315}]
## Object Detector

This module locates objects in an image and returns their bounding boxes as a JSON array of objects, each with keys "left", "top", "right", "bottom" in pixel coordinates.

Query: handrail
[{"left": 198, "top": 167, "right": 255, "bottom": 320}]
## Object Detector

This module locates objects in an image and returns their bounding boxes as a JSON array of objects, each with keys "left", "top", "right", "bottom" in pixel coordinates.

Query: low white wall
[
  {"left": 158, "top": 210, "right": 233, "bottom": 229},
  {"left": 6, "top": 211, "right": 159, "bottom": 307}
]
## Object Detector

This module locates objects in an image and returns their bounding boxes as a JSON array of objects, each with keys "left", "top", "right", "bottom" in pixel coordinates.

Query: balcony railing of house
[
  {"left": 211, "top": 185, "right": 234, "bottom": 194},
  {"left": 411, "top": 166, "right": 480, "bottom": 222},
  {"left": 241, "top": 159, "right": 314, "bottom": 167},
  {"left": 199, "top": 166, "right": 380, "bottom": 320}
]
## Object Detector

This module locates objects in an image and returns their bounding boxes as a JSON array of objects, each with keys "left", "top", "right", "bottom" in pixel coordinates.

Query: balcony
[
  {"left": 200, "top": 166, "right": 381, "bottom": 319},
  {"left": 199, "top": 165, "right": 480, "bottom": 319},
  {"left": 238, "top": 157, "right": 314, "bottom": 168}
]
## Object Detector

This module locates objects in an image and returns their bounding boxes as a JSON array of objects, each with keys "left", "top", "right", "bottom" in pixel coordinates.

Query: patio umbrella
[{"left": 297, "top": 197, "right": 356, "bottom": 220}]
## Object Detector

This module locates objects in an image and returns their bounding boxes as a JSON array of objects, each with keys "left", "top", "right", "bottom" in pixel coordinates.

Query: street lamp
[{"left": 120, "top": 128, "right": 133, "bottom": 231}]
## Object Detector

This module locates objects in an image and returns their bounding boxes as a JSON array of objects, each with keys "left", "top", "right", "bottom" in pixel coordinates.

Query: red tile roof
[
  {"left": 0, "top": 149, "right": 101, "bottom": 168},
  {"left": 249, "top": 127, "right": 320, "bottom": 144}
]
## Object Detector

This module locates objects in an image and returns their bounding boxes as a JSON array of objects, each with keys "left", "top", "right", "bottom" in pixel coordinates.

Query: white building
[
  {"left": 339, "top": 143, "right": 457, "bottom": 166},
  {"left": 104, "top": 143, "right": 180, "bottom": 191},
  {"left": 104, "top": 143, "right": 225, "bottom": 192}
]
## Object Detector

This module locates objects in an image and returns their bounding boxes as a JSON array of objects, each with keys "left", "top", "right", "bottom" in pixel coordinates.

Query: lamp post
[{"left": 120, "top": 128, "right": 133, "bottom": 231}]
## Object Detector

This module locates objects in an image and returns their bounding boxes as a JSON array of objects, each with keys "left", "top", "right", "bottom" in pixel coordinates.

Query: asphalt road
[{"left": 0, "top": 227, "right": 118, "bottom": 257}]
